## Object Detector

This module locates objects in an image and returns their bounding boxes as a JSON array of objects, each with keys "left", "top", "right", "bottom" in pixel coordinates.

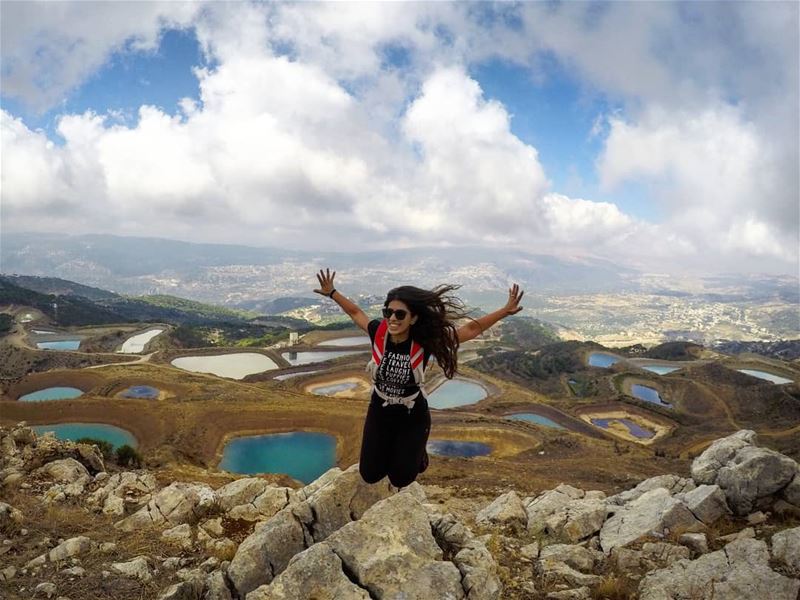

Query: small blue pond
[
  {"left": 505, "top": 413, "right": 566, "bottom": 430},
  {"left": 219, "top": 432, "right": 336, "bottom": 484},
  {"left": 312, "top": 382, "right": 358, "bottom": 395},
  {"left": 641, "top": 365, "right": 681, "bottom": 375},
  {"left": 591, "top": 418, "right": 654, "bottom": 439},
  {"left": 631, "top": 384, "right": 671, "bottom": 408},
  {"left": 32, "top": 423, "right": 137, "bottom": 448},
  {"left": 37, "top": 340, "right": 81, "bottom": 350},
  {"left": 427, "top": 440, "right": 491, "bottom": 458},
  {"left": 737, "top": 369, "right": 793, "bottom": 385},
  {"left": 588, "top": 353, "right": 619, "bottom": 368},
  {"left": 428, "top": 379, "right": 487, "bottom": 409},
  {"left": 121, "top": 385, "right": 160, "bottom": 399},
  {"left": 19, "top": 387, "right": 84, "bottom": 402},
  {"left": 281, "top": 350, "right": 363, "bottom": 366}
]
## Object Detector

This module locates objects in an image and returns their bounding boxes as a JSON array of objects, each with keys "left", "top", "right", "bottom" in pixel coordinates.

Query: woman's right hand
[{"left": 314, "top": 268, "right": 336, "bottom": 297}]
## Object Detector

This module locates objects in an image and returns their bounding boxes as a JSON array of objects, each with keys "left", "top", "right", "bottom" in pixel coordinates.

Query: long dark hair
[{"left": 384, "top": 285, "right": 471, "bottom": 379}]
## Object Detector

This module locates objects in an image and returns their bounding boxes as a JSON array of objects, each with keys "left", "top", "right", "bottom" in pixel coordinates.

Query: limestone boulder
[
  {"left": 524, "top": 484, "right": 609, "bottom": 541},
  {"left": 599, "top": 488, "right": 703, "bottom": 553},
  {"left": 453, "top": 537, "right": 502, "bottom": 599},
  {"left": 115, "top": 481, "right": 216, "bottom": 531},
  {"left": 638, "top": 538, "right": 800, "bottom": 600},
  {"left": 539, "top": 544, "right": 600, "bottom": 573},
  {"left": 87, "top": 471, "right": 158, "bottom": 516},
  {"left": 111, "top": 556, "right": 153, "bottom": 582},
  {"left": 34, "top": 458, "right": 89, "bottom": 484},
  {"left": 608, "top": 474, "right": 696, "bottom": 506},
  {"left": 0, "top": 502, "right": 23, "bottom": 530},
  {"left": 771, "top": 526, "right": 800, "bottom": 575},
  {"left": 476, "top": 491, "right": 528, "bottom": 533},
  {"left": 324, "top": 491, "right": 467, "bottom": 600},
  {"left": 691, "top": 430, "right": 798, "bottom": 515},
  {"left": 48, "top": 536, "right": 93, "bottom": 562},
  {"left": 162, "top": 523, "right": 194, "bottom": 551},
  {"left": 246, "top": 543, "right": 372, "bottom": 600},
  {"left": 781, "top": 470, "right": 800, "bottom": 506},
  {"left": 679, "top": 484, "right": 731, "bottom": 525}
]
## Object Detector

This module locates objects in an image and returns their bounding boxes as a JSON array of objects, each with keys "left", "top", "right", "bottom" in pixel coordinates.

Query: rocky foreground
[{"left": 1, "top": 425, "right": 799, "bottom": 600}]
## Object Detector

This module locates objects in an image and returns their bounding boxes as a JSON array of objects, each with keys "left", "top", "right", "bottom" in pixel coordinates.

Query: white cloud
[
  {"left": 1, "top": 1, "right": 797, "bottom": 274},
  {"left": 0, "top": 1, "right": 200, "bottom": 111}
]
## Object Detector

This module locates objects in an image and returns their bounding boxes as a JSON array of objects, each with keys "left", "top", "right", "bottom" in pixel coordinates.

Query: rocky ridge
[{"left": 0, "top": 424, "right": 799, "bottom": 599}]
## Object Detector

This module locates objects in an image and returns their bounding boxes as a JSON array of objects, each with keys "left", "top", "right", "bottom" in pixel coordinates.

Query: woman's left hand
[{"left": 503, "top": 283, "right": 524, "bottom": 316}]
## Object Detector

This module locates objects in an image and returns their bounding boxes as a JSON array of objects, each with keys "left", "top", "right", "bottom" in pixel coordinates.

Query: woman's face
[{"left": 384, "top": 299, "right": 416, "bottom": 338}]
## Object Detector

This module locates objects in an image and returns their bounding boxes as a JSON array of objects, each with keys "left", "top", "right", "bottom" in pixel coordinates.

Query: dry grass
[{"left": 591, "top": 574, "right": 638, "bottom": 599}]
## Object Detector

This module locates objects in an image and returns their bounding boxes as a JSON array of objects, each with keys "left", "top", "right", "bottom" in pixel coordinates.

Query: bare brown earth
[{"left": 2, "top": 327, "right": 799, "bottom": 499}]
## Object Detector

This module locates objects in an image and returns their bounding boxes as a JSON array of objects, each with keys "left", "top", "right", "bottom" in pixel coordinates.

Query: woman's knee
[
  {"left": 387, "top": 470, "right": 418, "bottom": 488},
  {"left": 359, "top": 462, "right": 386, "bottom": 484}
]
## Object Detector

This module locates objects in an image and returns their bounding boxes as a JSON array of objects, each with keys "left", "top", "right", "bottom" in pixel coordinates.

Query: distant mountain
[{"left": 1, "top": 232, "right": 640, "bottom": 304}]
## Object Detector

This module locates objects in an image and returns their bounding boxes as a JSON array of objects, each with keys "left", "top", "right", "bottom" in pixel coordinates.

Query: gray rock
[
  {"left": 520, "top": 542, "right": 540, "bottom": 560},
  {"left": 116, "top": 481, "right": 216, "bottom": 531},
  {"left": 325, "top": 491, "right": 466, "bottom": 599},
  {"left": 539, "top": 560, "right": 601, "bottom": 588},
  {"left": 782, "top": 471, "right": 800, "bottom": 505},
  {"left": 60, "top": 566, "right": 86, "bottom": 577},
  {"left": 35, "top": 459, "right": 89, "bottom": 484},
  {"left": 35, "top": 582, "right": 57, "bottom": 598},
  {"left": 157, "top": 577, "right": 205, "bottom": 600},
  {"left": 525, "top": 484, "right": 584, "bottom": 530},
  {"left": 539, "top": 544, "right": 598, "bottom": 572},
  {"left": 453, "top": 537, "right": 502, "bottom": 599},
  {"left": 99, "top": 542, "right": 116, "bottom": 553},
  {"left": 599, "top": 488, "right": 703, "bottom": 553},
  {"left": 228, "top": 508, "right": 307, "bottom": 597},
  {"left": 48, "top": 536, "right": 93, "bottom": 562},
  {"left": 608, "top": 475, "right": 696, "bottom": 505},
  {"left": 162, "top": 523, "right": 194, "bottom": 550},
  {"left": 0, "top": 502, "right": 23, "bottom": 530},
  {"left": 246, "top": 543, "right": 372, "bottom": 600},
  {"left": 546, "top": 588, "right": 591, "bottom": 600},
  {"left": 691, "top": 430, "right": 757, "bottom": 484},
  {"left": 200, "top": 518, "right": 224, "bottom": 538},
  {"left": 691, "top": 430, "right": 799, "bottom": 515},
  {"left": 204, "top": 569, "right": 233, "bottom": 600},
  {"left": 111, "top": 556, "right": 153, "bottom": 582},
  {"left": 681, "top": 484, "right": 730, "bottom": 525},
  {"left": 746, "top": 511, "right": 768, "bottom": 525},
  {"left": 0, "top": 566, "right": 16, "bottom": 581},
  {"left": 679, "top": 532, "right": 708, "bottom": 554},
  {"left": 717, "top": 527, "right": 755, "bottom": 543},
  {"left": 639, "top": 538, "right": 800, "bottom": 600},
  {"left": 429, "top": 512, "right": 474, "bottom": 551},
  {"left": 476, "top": 491, "right": 528, "bottom": 533},
  {"left": 771, "top": 526, "right": 800, "bottom": 575},
  {"left": 525, "top": 485, "right": 609, "bottom": 541}
]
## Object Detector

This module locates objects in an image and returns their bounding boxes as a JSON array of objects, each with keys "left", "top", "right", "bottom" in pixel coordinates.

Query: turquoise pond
[
  {"left": 641, "top": 365, "right": 681, "bottom": 375},
  {"left": 19, "top": 387, "right": 84, "bottom": 402},
  {"left": 311, "top": 382, "right": 358, "bottom": 395},
  {"left": 281, "top": 350, "right": 364, "bottom": 366},
  {"left": 737, "top": 369, "right": 793, "bottom": 385},
  {"left": 428, "top": 379, "right": 487, "bottom": 409},
  {"left": 219, "top": 432, "right": 336, "bottom": 484},
  {"left": 588, "top": 353, "right": 620, "bottom": 368},
  {"left": 318, "top": 336, "right": 370, "bottom": 347},
  {"left": 121, "top": 385, "right": 160, "bottom": 399},
  {"left": 591, "top": 418, "right": 654, "bottom": 439},
  {"left": 505, "top": 413, "right": 566, "bottom": 430},
  {"left": 32, "top": 423, "right": 137, "bottom": 448},
  {"left": 36, "top": 340, "right": 81, "bottom": 350},
  {"left": 631, "top": 384, "right": 672, "bottom": 408},
  {"left": 427, "top": 440, "right": 491, "bottom": 458}
]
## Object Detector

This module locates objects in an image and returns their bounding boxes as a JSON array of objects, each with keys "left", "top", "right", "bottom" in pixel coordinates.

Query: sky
[{"left": 1, "top": 1, "right": 798, "bottom": 276}]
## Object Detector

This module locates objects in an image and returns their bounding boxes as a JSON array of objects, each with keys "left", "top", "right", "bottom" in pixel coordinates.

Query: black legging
[{"left": 359, "top": 395, "right": 431, "bottom": 488}]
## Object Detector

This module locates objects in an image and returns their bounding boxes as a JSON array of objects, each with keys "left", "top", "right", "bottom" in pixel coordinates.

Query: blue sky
[{"left": 1, "top": 2, "right": 797, "bottom": 274}]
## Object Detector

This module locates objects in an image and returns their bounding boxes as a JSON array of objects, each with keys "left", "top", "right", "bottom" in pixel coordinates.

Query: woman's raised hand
[
  {"left": 503, "top": 283, "right": 524, "bottom": 316},
  {"left": 314, "top": 268, "right": 336, "bottom": 297}
]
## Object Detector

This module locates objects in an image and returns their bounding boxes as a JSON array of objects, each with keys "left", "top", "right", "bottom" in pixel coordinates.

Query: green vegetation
[
  {"left": 0, "top": 313, "right": 13, "bottom": 335},
  {"left": 133, "top": 294, "right": 258, "bottom": 320},
  {"left": 76, "top": 437, "right": 114, "bottom": 458},
  {"left": 499, "top": 316, "right": 559, "bottom": 350},
  {"left": 115, "top": 444, "right": 142, "bottom": 468},
  {"left": 645, "top": 341, "right": 703, "bottom": 360},
  {"left": 473, "top": 341, "right": 585, "bottom": 380}
]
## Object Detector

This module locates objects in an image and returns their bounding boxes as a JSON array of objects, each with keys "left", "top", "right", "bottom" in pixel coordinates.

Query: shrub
[
  {"left": 115, "top": 444, "right": 142, "bottom": 468},
  {"left": 76, "top": 437, "right": 114, "bottom": 458}
]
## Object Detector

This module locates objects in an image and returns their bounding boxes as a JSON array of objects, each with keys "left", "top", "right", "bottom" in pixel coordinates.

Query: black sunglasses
[{"left": 382, "top": 307, "right": 409, "bottom": 320}]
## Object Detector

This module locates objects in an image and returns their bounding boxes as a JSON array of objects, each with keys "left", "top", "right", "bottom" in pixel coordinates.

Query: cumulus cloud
[
  {"left": 1, "top": 1, "right": 797, "bottom": 274},
  {"left": 0, "top": 1, "right": 200, "bottom": 111}
]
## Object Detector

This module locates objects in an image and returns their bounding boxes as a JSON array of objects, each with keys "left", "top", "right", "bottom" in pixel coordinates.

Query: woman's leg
[
  {"left": 386, "top": 402, "right": 431, "bottom": 488},
  {"left": 359, "top": 401, "right": 393, "bottom": 484}
]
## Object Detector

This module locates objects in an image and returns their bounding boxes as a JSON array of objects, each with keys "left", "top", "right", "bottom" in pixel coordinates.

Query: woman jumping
[{"left": 314, "top": 269, "right": 524, "bottom": 488}]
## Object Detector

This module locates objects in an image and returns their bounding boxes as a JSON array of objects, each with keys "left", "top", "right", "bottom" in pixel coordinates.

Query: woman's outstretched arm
[
  {"left": 456, "top": 283, "right": 524, "bottom": 343},
  {"left": 313, "top": 268, "right": 370, "bottom": 332}
]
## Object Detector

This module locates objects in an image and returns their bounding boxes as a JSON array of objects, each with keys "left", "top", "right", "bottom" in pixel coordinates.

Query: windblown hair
[{"left": 384, "top": 285, "right": 471, "bottom": 379}]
